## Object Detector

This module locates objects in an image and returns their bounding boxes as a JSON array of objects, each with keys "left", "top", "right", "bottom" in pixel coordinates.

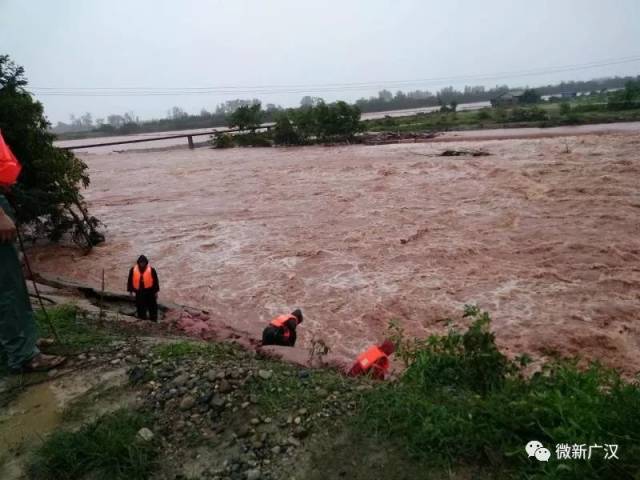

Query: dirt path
[{"left": 32, "top": 132, "right": 640, "bottom": 373}]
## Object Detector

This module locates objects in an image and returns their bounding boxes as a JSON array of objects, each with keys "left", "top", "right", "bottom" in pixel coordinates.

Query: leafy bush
[
  {"left": 273, "top": 114, "right": 303, "bottom": 145},
  {"left": 29, "top": 409, "right": 158, "bottom": 480},
  {"left": 0, "top": 55, "right": 103, "bottom": 247},
  {"left": 234, "top": 131, "right": 272, "bottom": 147},
  {"left": 560, "top": 102, "right": 572, "bottom": 115},
  {"left": 212, "top": 133, "right": 234, "bottom": 148},
  {"left": 520, "top": 88, "right": 541, "bottom": 104},
  {"left": 508, "top": 106, "right": 548, "bottom": 122},
  {"left": 360, "top": 306, "right": 640, "bottom": 479},
  {"left": 227, "top": 102, "right": 263, "bottom": 131},
  {"left": 476, "top": 109, "right": 492, "bottom": 120},
  {"left": 274, "top": 101, "right": 362, "bottom": 145}
]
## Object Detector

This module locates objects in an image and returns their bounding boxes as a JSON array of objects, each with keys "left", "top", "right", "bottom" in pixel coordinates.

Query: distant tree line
[
  {"left": 353, "top": 75, "right": 640, "bottom": 113},
  {"left": 52, "top": 75, "right": 640, "bottom": 138}
]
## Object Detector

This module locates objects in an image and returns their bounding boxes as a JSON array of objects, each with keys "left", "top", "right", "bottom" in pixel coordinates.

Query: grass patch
[
  {"left": 359, "top": 306, "right": 640, "bottom": 479},
  {"left": 29, "top": 409, "right": 158, "bottom": 480},
  {"left": 150, "top": 339, "right": 240, "bottom": 361},
  {"left": 244, "top": 360, "right": 354, "bottom": 414},
  {"left": 35, "top": 304, "right": 117, "bottom": 354}
]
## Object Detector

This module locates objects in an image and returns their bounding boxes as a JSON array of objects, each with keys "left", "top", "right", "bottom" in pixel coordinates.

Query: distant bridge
[{"left": 62, "top": 124, "right": 274, "bottom": 150}]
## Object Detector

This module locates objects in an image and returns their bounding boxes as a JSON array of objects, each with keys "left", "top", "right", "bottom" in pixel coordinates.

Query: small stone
[
  {"left": 210, "top": 395, "right": 226, "bottom": 409},
  {"left": 218, "top": 380, "right": 233, "bottom": 394},
  {"left": 173, "top": 373, "right": 189, "bottom": 387},
  {"left": 241, "top": 402, "right": 250, "bottom": 409},
  {"left": 180, "top": 395, "right": 196, "bottom": 411},
  {"left": 245, "top": 468, "right": 261, "bottom": 480},
  {"left": 263, "top": 417, "right": 272, "bottom": 424},
  {"left": 236, "top": 425, "right": 251, "bottom": 438},
  {"left": 137, "top": 427, "right": 154, "bottom": 442},
  {"left": 250, "top": 418, "right": 260, "bottom": 425},
  {"left": 78, "top": 353, "right": 87, "bottom": 360},
  {"left": 271, "top": 445, "right": 281, "bottom": 455},
  {"left": 205, "top": 370, "right": 218, "bottom": 381},
  {"left": 293, "top": 417, "right": 301, "bottom": 425},
  {"left": 110, "top": 359, "right": 120, "bottom": 365},
  {"left": 297, "top": 408, "right": 308, "bottom": 416},
  {"left": 315, "top": 387, "right": 328, "bottom": 397},
  {"left": 249, "top": 394, "right": 258, "bottom": 404},
  {"left": 47, "top": 369, "right": 58, "bottom": 378},
  {"left": 287, "top": 436, "right": 301, "bottom": 447},
  {"left": 257, "top": 370, "right": 272, "bottom": 380},
  {"left": 128, "top": 366, "right": 147, "bottom": 384}
]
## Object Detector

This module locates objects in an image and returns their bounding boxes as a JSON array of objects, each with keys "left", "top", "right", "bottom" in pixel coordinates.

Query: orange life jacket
[
  {"left": 0, "top": 131, "right": 21, "bottom": 187},
  {"left": 270, "top": 314, "right": 296, "bottom": 339},
  {"left": 132, "top": 265, "right": 154, "bottom": 290},
  {"left": 355, "top": 345, "right": 389, "bottom": 374}
]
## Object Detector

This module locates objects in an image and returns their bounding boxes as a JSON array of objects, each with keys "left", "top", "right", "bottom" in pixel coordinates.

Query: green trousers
[{"left": 0, "top": 194, "right": 39, "bottom": 370}]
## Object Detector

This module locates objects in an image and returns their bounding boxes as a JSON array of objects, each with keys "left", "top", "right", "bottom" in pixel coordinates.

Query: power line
[{"left": 31, "top": 55, "right": 640, "bottom": 97}]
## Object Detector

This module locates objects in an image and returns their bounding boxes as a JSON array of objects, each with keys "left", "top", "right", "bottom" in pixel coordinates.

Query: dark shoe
[{"left": 20, "top": 353, "right": 67, "bottom": 373}]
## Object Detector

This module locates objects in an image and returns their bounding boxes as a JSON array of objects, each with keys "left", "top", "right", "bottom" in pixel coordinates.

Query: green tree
[
  {"left": 520, "top": 88, "right": 541, "bottom": 104},
  {"left": 228, "top": 103, "right": 263, "bottom": 132},
  {"left": 273, "top": 113, "right": 302, "bottom": 145},
  {"left": 0, "top": 55, "right": 102, "bottom": 247}
]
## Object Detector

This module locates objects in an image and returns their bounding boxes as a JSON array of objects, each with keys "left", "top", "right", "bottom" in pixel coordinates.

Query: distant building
[{"left": 491, "top": 90, "right": 525, "bottom": 107}]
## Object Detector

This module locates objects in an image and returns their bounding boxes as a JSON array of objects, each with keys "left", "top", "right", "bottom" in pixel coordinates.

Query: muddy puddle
[{"left": 31, "top": 131, "right": 640, "bottom": 373}]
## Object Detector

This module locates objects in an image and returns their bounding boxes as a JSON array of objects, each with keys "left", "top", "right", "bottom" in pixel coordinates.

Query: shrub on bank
[
  {"left": 359, "top": 306, "right": 640, "bottom": 479},
  {"left": 212, "top": 133, "right": 234, "bottom": 148},
  {"left": 273, "top": 101, "right": 363, "bottom": 145}
]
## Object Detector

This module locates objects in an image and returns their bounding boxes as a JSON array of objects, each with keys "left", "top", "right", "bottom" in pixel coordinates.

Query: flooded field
[{"left": 33, "top": 131, "right": 640, "bottom": 371}]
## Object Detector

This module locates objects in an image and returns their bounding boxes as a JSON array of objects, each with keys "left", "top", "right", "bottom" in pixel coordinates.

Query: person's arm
[
  {"left": 127, "top": 268, "right": 134, "bottom": 293},
  {"left": 285, "top": 318, "right": 297, "bottom": 345},
  {"left": 152, "top": 268, "right": 159, "bottom": 293},
  {"left": 0, "top": 208, "right": 17, "bottom": 243}
]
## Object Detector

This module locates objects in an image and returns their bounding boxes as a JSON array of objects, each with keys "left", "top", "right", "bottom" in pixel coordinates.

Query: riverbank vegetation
[
  {"left": 0, "top": 55, "right": 102, "bottom": 247},
  {"left": 9, "top": 303, "right": 639, "bottom": 479},
  {"left": 364, "top": 81, "right": 640, "bottom": 134},
  {"left": 360, "top": 305, "right": 640, "bottom": 479}
]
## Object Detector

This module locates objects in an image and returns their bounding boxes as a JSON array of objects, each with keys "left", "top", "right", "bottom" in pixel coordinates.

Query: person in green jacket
[{"left": 0, "top": 191, "right": 65, "bottom": 372}]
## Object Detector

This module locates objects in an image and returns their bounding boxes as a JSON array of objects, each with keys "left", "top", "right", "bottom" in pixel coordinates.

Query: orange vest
[
  {"left": 270, "top": 314, "right": 296, "bottom": 339},
  {"left": 355, "top": 345, "right": 389, "bottom": 374},
  {"left": 132, "top": 265, "right": 154, "bottom": 290},
  {"left": 0, "top": 131, "right": 21, "bottom": 187}
]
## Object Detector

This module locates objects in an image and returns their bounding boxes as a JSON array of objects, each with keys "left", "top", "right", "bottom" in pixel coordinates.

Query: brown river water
[{"left": 34, "top": 127, "right": 640, "bottom": 371}]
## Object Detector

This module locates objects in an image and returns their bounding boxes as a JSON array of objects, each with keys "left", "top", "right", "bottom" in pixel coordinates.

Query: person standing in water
[
  {"left": 127, "top": 255, "right": 160, "bottom": 321},
  {"left": 261, "top": 309, "right": 303, "bottom": 347},
  {"left": 348, "top": 339, "right": 395, "bottom": 380}
]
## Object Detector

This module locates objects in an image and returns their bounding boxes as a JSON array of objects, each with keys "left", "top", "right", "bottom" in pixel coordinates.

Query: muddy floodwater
[{"left": 33, "top": 131, "right": 640, "bottom": 371}]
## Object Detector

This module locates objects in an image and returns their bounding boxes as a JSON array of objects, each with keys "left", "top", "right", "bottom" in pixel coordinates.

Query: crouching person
[
  {"left": 261, "top": 309, "right": 303, "bottom": 347},
  {"left": 348, "top": 339, "right": 395, "bottom": 380}
]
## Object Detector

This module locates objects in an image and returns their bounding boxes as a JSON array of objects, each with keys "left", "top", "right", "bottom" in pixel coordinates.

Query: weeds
[
  {"left": 308, "top": 335, "right": 331, "bottom": 366},
  {"left": 35, "top": 304, "right": 117, "bottom": 355},
  {"left": 29, "top": 409, "right": 158, "bottom": 480},
  {"left": 359, "top": 306, "right": 640, "bottom": 479}
]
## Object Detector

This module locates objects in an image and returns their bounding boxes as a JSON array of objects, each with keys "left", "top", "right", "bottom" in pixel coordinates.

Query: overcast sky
[{"left": 1, "top": 0, "right": 639, "bottom": 123}]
